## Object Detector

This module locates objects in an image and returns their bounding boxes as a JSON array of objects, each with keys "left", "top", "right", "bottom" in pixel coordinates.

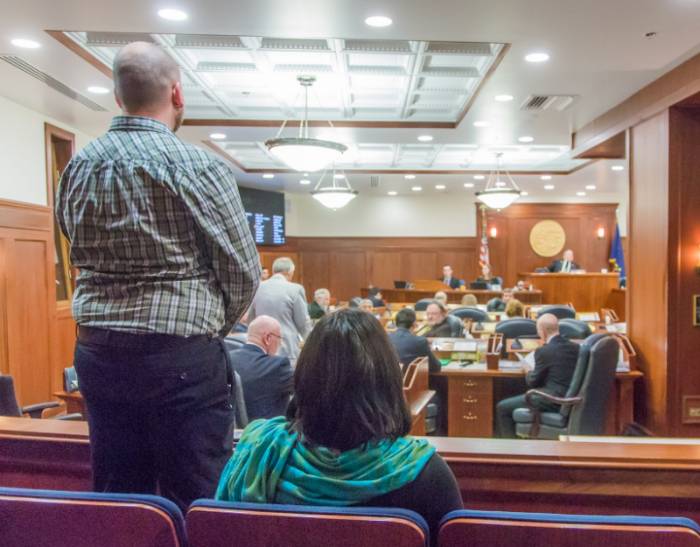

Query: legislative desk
[
  {"left": 361, "top": 288, "right": 543, "bottom": 305},
  {"left": 434, "top": 362, "right": 641, "bottom": 437},
  {"left": 521, "top": 272, "right": 619, "bottom": 311},
  {"left": 2, "top": 417, "right": 700, "bottom": 524}
]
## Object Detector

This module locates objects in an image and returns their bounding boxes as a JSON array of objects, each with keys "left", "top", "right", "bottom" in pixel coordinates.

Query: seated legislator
[
  {"left": 504, "top": 298, "right": 525, "bottom": 318},
  {"left": 514, "top": 279, "right": 526, "bottom": 291},
  {"left": 434, "top": 290, "right": 448, "bottom": 306},
  {"left": 487, "top": 288, "right": 513, "bottom": 312},
  {"left": 475, "top": 263, "right": 503, "bottom": 287},
  {"left": 495, "top": 314, "right": 580, "bottom": 438},
  {"left": 216, "top": 309, "right": 463, "bottom": 537},
  {"left": 461, "top": 293, "right": 478, "bottom": 306},
  {"left": 388, "top": 308, "right": 441, "bottom": 373},
  {"left": 228, "top": 316, "right": 293, "bottom": 420},
  {"left": 548, "top": 248, "right": 582, "bottom": 273},
  {"left": 359, "top": 299, "right": 375, "bottom": 313},
  {"left": 440, "top": 264, "right": 463, "bottom": 289},
  {"left": 261, "top": 267, "right": 270, "bottom": 281},
  {"left": 368, "top": 287, "right": 386, "bottom": 308},
  {"left": 308, "top": 288, "right": 330, "bottom": 320},
  {"left": 423, "top": 301, "right": 463, "bottom": 338}
]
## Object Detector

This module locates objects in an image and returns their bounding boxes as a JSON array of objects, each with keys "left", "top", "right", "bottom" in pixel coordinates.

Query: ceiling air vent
[
  {"left": 86, "top": 32, "right": 154, "bottom": 46},
  {"left": 521, "top": 94, "right": 576, "bottom": 112},
  {"left": 370, "top": 175, "right": 380, "bottom": 188},
  {"left": 0, "top": 56, "right": 107, "bottom": 112}
]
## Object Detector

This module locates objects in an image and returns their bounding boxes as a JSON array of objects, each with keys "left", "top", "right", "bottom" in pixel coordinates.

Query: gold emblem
[{"left": 529, "top": 220, "right": 566, "bottom": 257}]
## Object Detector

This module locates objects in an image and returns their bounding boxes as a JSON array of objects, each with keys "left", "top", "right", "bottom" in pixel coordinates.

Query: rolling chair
[
  {"left": 0, "top": 375, "right": 81, "bottom": 420},
  {"left": 449, "top": 307, "right": 490, "bottom": 322},
  {"left": 495, "top": 318, "right": 538, "bottom": 348},
  {"left": 512, "top": 334, "right": 619, "bottom": 438},
  {"left": 414, "top": 298, "right": 434, "bottom": 312},
  {"left": 536, "top": 304, "right": 576, "bottom": 320},
  {"left": 559, "top": 318, "right": 593, "bottom": 339},
  {"left": 63, "top": 366, "right": 79, "bottom": 393}
]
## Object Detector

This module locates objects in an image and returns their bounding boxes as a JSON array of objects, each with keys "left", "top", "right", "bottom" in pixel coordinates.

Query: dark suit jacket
[
  {"left": 228, "top": 343, "right": 294, "bottom": 420},
  {"left": 548, "top": 259, "right": 581, "bottom": 273},
  {"left": 440, "top": 277, "right": 462, "bottom": 290},
  {"left": 369, "top": 296, "right": 386, "bottom": 308},
  {"left": 526, "top": 335, "right": 580, "bottom": 398},
  {"left": 308, "top": 300, "right": 326, "bottom": 320},
  {"left": 388, "top": 328, "right": 441, "bottom": 373}
]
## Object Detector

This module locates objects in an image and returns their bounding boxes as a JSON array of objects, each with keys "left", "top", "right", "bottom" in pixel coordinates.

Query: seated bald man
[
  {"left": 495, "top": 313, "right": 580, "bottom": 438},
  {"left": 228, "top": 316, "right": 293, "bottom": 421}
]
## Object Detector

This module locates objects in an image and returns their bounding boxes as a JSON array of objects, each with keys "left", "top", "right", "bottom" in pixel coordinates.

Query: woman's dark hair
[
  {"left": 287, "top": 309, "right": 411, "bottom": 451},
  {"left": 395, "top": 308, "right": 416, "bottom": 329}
]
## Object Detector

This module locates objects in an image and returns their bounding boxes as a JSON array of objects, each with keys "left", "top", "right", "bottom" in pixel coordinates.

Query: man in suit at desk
[
  {"left": 228, "top": 316, "right": 293, "bottom": 420},
  {"left": 548, "top": 249, "right": 581, "bottom": 273},
  {"left": 495, "top": 314, "right": 580, "bottom": 438},
  {"left": 248, "top": 257, "right": 311, "bottom": 364},
  {"left": 308, "top": 288, "right": 330, "bottom": 320},
  {"left": 440, "top": 265, "right": 462, "bottom": 289},
  {"left": 388, "top": 308, "right": 441, "bottom": 374}
]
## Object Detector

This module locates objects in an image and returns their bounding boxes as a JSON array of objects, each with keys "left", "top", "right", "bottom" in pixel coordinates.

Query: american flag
[{"left": 479, "top": 206, "right": 491, "bottom": 272}]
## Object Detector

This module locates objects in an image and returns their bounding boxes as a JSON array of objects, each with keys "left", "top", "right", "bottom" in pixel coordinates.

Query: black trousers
[
  {"left": 74, "top": 327, "right": 235, "bottom": 510},
  {"left": 495, "top": 394, "right": 558, "bottom": 438}
]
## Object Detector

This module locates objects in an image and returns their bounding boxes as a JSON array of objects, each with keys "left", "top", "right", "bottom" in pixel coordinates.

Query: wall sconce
[
  {"left": 695, "top": 245, "right": 700, "bottom": 276},
  {"left": 489, "top": 226, "right": 498, "bottom": 238},
  {"left": 596, "top": 227, "right": 605, "bottom": 239}
]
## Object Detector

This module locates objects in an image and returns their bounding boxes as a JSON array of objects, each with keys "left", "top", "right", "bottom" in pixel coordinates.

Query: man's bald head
[
  {"left": 537, "top": 313, "right": 560, "bottom": 340},
  {"left": 113, "top": 42, "right": 183, "bottom": 124},
  {"left": 247, "top": 315, "right": 282, "bottom": 355}
]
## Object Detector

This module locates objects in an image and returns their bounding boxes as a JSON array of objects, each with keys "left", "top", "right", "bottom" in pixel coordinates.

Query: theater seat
[
  {"left": 186, "top": 501, "right": 429, "bottom": 547},
  {"left": 0, "top": 487, "right": 185, "bottom": 547},
  {"left": 438, "top": 510, "right": 700, "bottom": 547}
]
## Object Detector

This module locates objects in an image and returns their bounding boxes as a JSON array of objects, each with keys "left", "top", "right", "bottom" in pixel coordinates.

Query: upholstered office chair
[
  {"left": 445, "top": 314, "right": 464, "bottom": 337},
  {"left": 486, "top": 298, "right": 505, "bottom": 312},
  {"left": 559, "top": 319, "right": 593, "bottom": 339},
  {"left": 513, "top": 334, "right": 619, "bottom": 439},
  {"left": 536, "top": 304, "right": 576, "bottom": 320},
  {"left": 63, "top": 367, "right": 79, "bottom": 393},
  {"left": 232, "top": 371, "right": 249, "bottom": 429},
  {"left": 449, "top": 307, "right": 490, "bottom": 322},
  {"left": 223, "top": 333, "right": 247, "bottom": 353},
  {"left": 414, "top": 298, "right": 434, "bottom": 312},
  {"left": 495, "top": 318, "right": 538, "bottom": 340},
  {"left": 0, "top": 375, "right": 80, "bottom": 420}
]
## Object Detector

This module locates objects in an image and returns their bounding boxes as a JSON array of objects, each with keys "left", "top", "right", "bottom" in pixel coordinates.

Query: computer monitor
[
  {"left": 394, "top": 280, "right": 408, "bottom": 289},
  {"left": 470, "top": 281, "right": 488, "bottom": 290}
]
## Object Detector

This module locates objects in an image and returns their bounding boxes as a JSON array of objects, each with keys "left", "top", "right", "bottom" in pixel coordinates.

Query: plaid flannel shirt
[{"left": 56, "top": 115, "right": 261, "bottom": 337}]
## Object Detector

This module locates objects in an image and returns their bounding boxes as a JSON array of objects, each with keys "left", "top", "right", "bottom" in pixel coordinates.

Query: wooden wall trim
[
  {"left": 573, "top": 52, "right": 700, "bottom": 156},
  {"left": 0, "top": 200, "right": 52, "bottom": 232}
]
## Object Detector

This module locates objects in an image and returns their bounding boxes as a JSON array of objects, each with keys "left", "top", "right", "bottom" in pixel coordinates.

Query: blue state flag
[{"left": 609, "top": 224, "right": 626, "bottom": 287}]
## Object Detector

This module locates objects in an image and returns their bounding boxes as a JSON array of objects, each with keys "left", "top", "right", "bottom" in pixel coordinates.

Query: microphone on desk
[{"left": 511, "top": 337, "right": 523, "bottom": 350}]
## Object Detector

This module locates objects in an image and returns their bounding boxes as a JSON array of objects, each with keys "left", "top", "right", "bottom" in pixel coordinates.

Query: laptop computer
[{"left": 393, "top": 280, "right": 408, "bottom": 289}]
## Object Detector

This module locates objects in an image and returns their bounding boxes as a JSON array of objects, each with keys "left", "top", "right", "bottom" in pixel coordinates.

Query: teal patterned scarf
[{"left": 216, "top": 417, "right": 435, "bottom": 506}]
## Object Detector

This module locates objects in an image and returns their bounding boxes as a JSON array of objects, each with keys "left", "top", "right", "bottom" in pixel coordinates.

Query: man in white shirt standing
[{"left": 248, "top": 257, "right": 311, "bottom": 363}]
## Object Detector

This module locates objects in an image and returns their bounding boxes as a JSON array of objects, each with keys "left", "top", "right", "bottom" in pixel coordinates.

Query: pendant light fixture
[
  {"left": 265, "top": 75, "right": 347, "bottom": 172},
  {"left": 475, "top": 152, "right": 521, "bottom": 209},
  {"left": 311, "top": 168, "right": 358, "bottom": 210}
]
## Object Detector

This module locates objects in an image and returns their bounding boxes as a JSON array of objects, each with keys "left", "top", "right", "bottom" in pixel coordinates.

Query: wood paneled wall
[
  {"left": 478, "top": 203, "right": 619, "bottom": 288},
  {"left": 0, "top": 200, "right": 63, "bottom": 405},
  {"left": 259, "top": 237, "right": 478, "bottom": 301}
]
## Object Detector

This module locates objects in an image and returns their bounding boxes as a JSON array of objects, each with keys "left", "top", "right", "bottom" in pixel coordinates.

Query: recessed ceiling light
[
  {"left": 576, "top": 191, "right": 587, "bottom": 197},
  {"left": 411, "top": 186, "right": 422, "bottom": 192},
  {"left": 404, "top": 174, "right": 416, "bottom": 180},
  {"left": 473, "top": 174, "right": 485, "bottom": 180},
  {"left": 87, "top": 86, "right": 110, "bottom": 94},
  {"left": 333, "top": 173, "right": 346, "bottom": 179},
  {"left": 435, "top": 184, "right": 446, "bottom": 190},
  {"left": 544, "top": 184, "right": 555, "bottom": 190},
  {"left": 611, "top": 165, "right": 625, "bottom": 171},
  {"left": 540, "top": 175, "right": 552, "bottom": 180},
  {"left": 494, "top": 94, "right": 514, "bottom": 102},
  {"left": 585, "top": 184, "right": 596, "bottom": 190},
  {"left": 300, "top": 178, "right": 311, "bottom": 185},
  {"left": 262, "top": 173, "right": 274, "bottom": 179},
  {"left": 209, "top": 133, "right": 226, "bottom": 140},
  {"left": 473, "top": 121, "right": 490, "bottom": 128},
  {"left": 11, "top": 38, "right": 40, "bottom": 49},
  {"left": 417, "top": 135, "right": 433, "bottom": 142},
  {"left": 525, "top": 52, "right": 550, "bottom": 63},
  {"left": 158, "top": 8, "right": 188, "bottom": 21},
  {"left": 464, "top": 183, "right": 474, "bottom": 188},
  {"left": 365, "top": 15, "right": 393, "bottom": 27},
  {"left": 387, "top": 191, "right": 397, "bottom": 196},
  {"left": 518, "top": 136, "right": 534, "bottom": 143},
  {"left": 521, "top": 191, "right": 529, "bottom": 196}
]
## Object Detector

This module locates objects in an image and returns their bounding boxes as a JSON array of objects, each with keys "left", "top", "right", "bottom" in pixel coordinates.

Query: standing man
[
  {"left": 440, "top": 265, "right": 462, "bottom": 289},
  {"left": 495, "top": 314, "right": 580, "bottom": 437},
  {"left": 548, "top": 249, "right": 581, "bottom": 273},
  {"left": 249, "top": 257, "right": 311, "bottom": 363},
  {"left": 227, "top": 316, "right": 293, "bottom": 420},
  {"left": 55, "top": 42, "right": 260, "bottom": 508}
]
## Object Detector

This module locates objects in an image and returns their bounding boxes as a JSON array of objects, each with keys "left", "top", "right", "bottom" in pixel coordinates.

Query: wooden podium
[{"left": 521, "top": 272, "right": 619, "bottom": 312}]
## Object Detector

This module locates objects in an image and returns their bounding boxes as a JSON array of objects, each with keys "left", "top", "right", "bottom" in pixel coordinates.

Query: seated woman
[
  {"left": 216, "top": 309, "right": 462, "bottom": 537},
  {"left": 504, "top": 298, "right": 525, "bottom": 318},
  {"left": 433, "top": 290, "right": 448, "bottom": 306}
]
